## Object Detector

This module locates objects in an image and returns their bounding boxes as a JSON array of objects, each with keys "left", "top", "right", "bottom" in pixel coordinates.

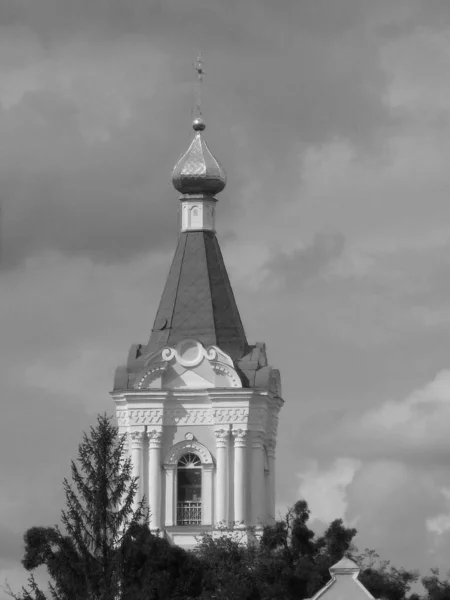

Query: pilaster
[
  {"left": 164, "top": 464, "right": 176, "bottom": 526},
  {"left": 202, "top": 464, "right": 214, "bottom": 525},
  {"left": 266, "top": 439, "right": 276, "bottom": 524},
  {"left": 232, "top": 428, "right": 248, "bottom": 528},
  {"left": 146, "top": 429, "right": 162, "bottom": 531},
  {"left": 214, "top": 427, "right": 230, "bottom": 527},
  {"left": 251, "top": 431, "right": 266, "bottom": 528}
]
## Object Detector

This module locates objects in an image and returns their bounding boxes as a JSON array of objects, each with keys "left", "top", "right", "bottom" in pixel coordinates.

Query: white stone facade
[
  {"left": 180, "top": 196, "right": 216, "bottom": 232},
  {"left": 111, "top": 339, "right": 282, "bottom": 547}
]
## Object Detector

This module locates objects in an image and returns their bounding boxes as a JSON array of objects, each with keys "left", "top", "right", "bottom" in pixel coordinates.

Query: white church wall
[
  {"left": 171, "top": 424, "right": 216, "bottom": 453},
  {"left": 113, "top": 381, "right": 281, "bottom": 537}
]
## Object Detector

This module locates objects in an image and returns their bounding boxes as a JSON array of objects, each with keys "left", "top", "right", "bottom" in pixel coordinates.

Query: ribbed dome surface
[{"left": 171, "top": 118, "right": 226, "bottom": 196}]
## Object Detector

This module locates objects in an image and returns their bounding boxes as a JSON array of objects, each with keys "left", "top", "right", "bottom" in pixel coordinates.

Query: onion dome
[{"left": 171, "top": 117, "right": 227, "bottom": 196}]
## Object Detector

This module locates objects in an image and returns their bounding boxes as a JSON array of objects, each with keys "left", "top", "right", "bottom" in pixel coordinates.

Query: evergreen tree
[{"left": 8, "top": 414, "right": 148, "bottom": 600}]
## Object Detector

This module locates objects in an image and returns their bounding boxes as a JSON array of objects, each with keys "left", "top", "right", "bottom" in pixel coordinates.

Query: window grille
[{"left": 177, "top": 453, "right": 202, "bottom": 525}]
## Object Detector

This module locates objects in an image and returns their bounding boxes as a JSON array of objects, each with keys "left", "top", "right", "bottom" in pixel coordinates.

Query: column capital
[
  {"left": 214, "top": 428, "right": 230, "bottom": 448},
  {"left": 130, "top": 430, "right": 145, "bottom": 449},
  {"left": 146, "top": 429, "right": 163, "bottom": 448},
  {"left": 232, "top": 428, "right": 248, "bottom": 448}
]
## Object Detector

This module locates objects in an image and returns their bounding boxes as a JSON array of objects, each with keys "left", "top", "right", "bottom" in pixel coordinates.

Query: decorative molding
[
  {"left": 213, "top": 407, "right": 248, "bottom": 424},
  {"left": 162, "top": 339, "right": 217, "bottom": 368},
  {"left": 128, "top": 409, "right": 163, "bottom": 425},
  {"left": 136, "top": 365, "right": 167, "bottom": 390},
  {"left": 232, "top": 428, "right": 248, "bottom": 448},
  {"left": 164, "top": 439, "right": 214, "bottom": 466},
  {"left": 123, "top": 407, "right": 269, "bottom": 427},
  {"left": 211, "top": 363, "right": 241, "bottom": 387},
  {"left": 165, "top": 408, "right": 212, "bottom": 425},
  {"left": 214, "top": 428, "right": 230, "bottom": 448},
  {"left": 135, "top": 339, "right": 242, "bottom": 390},
  {"left": 116, "top": 410, "right": 129, "bottom": 427},
  {"left": 130, "top": 431, "right": 144, "bottom": 449}
]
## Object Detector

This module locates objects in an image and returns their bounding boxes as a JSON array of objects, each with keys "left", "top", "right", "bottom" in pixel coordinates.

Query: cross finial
[{"left": 193, "top": 52, "right": 204, "bottom": 118}]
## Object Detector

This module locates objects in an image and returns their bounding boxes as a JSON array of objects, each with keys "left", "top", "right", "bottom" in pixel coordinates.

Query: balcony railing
[{"left": 177, "top": 501, "right": 202, "bottom": 525}]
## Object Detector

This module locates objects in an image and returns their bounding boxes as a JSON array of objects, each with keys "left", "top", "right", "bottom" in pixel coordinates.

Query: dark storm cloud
[
  {"left": 0, "top": 89, "right": 179, "bottom": 267},
  {"left": 0, "top": 0, "right": 403, "bottom": 268}
]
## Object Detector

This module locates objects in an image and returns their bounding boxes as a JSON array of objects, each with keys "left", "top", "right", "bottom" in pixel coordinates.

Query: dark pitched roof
[{"left": 145, "top": 231, "right": 248, "bottom": 360}]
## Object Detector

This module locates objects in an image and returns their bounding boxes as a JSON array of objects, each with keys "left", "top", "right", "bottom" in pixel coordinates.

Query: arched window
[
  {"left": 177, "top": 453, "right": 202, "bottom": 525},
  {"left": 189, "top": 205, "right": 201, "bottom": 229}
]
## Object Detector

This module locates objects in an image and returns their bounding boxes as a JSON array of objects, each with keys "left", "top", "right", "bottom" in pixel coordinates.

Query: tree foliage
[
  {"left": 194, "top": 501, "right": 420, "bottom": 600},
  {"left": 7, "top": 414, "right": 429, "bottom": 600},
  {"left": 7, "top": 415, "right": 200, "bottom": 600},
  {"left": 353, "top": 549, "right": 419, "bottom": 600},
  {"left": 422, "top": 569, "right": 450, "bottom": 600}
]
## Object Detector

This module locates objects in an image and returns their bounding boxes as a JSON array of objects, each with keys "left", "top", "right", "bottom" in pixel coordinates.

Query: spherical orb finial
[{"left": 193, "top": 117, "right": 206, "bottom": 131}]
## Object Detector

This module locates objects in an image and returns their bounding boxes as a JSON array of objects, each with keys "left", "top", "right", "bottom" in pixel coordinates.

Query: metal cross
[{"left": 193, "top": 52, "right": 204, "bottom": 117}]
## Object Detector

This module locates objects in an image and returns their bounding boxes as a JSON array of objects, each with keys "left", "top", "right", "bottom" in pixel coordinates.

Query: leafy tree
[
  {"left": 194, "top": 501, "right": 359, "bottom": 600},
  {"left": 119, "top": 522, "right": 203, "bottom": 600},
  {"left": 422, "top": 569, "right": 450, "bottom": 600},
  {"left": 194, "top": 529, "right": 261, "bottom": 600},
  {"left": 354, "top": 548, "right": 419, "bottom": 600},
  {"left": 7, "top": 419, "right": 427, "bottom": 600},
  {"left": 195, "top": 500, "right": 420, "bottom": 600}
]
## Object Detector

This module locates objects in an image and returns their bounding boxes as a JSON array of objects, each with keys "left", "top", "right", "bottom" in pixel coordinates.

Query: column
[
  {"left": 251, "top": 431, "right": 266, "bottom": 529},
  {"left": 147, "top": 429, "right": 162, "bottom": 531},
  {"left": 214, "top": 428, "right": 229, "bottom": 527},
  {"left": 130, "top": 431, "right": 144, "bottom": 512},
  {"left": 232, "top": 428, "right": 248, "bottom": 529},
  {"left": 164, "top": 465, "right": 175, "bottom": 526},
  {"left": 266, "top": 440, "right": 276, "bottom": 524},
  {"left": 202, "top": 465, "right": 213, "bottom": 525}
]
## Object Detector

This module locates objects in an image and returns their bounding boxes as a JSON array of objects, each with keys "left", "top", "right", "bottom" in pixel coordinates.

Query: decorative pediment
[{"left": 135, "top": 339, "right": 242, "bottom": 390}]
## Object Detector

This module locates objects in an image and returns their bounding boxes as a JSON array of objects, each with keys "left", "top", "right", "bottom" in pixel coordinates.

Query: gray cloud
[
  {"left": 3, "top": 0, "right": 450, "bottom": 591},
  {"left": 263, "top": 231, "right": 346, "bottom": 290},
  {"left": 0, "top": 0, "right": 402, "bottom": 268}
]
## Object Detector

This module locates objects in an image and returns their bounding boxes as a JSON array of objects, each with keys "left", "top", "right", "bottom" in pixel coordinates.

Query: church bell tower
[{"left": 111, "top": 94, "right": 284, "bottom": 547}]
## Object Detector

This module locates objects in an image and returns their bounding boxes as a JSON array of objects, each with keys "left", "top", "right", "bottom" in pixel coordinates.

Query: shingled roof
[{"left": 145, "top": 230, "right": 248, "bottom": 361}]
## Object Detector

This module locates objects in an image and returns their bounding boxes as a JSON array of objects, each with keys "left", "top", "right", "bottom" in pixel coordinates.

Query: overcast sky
[{"left": 1, "top": 0, "right": 450, "bottom": 595}]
